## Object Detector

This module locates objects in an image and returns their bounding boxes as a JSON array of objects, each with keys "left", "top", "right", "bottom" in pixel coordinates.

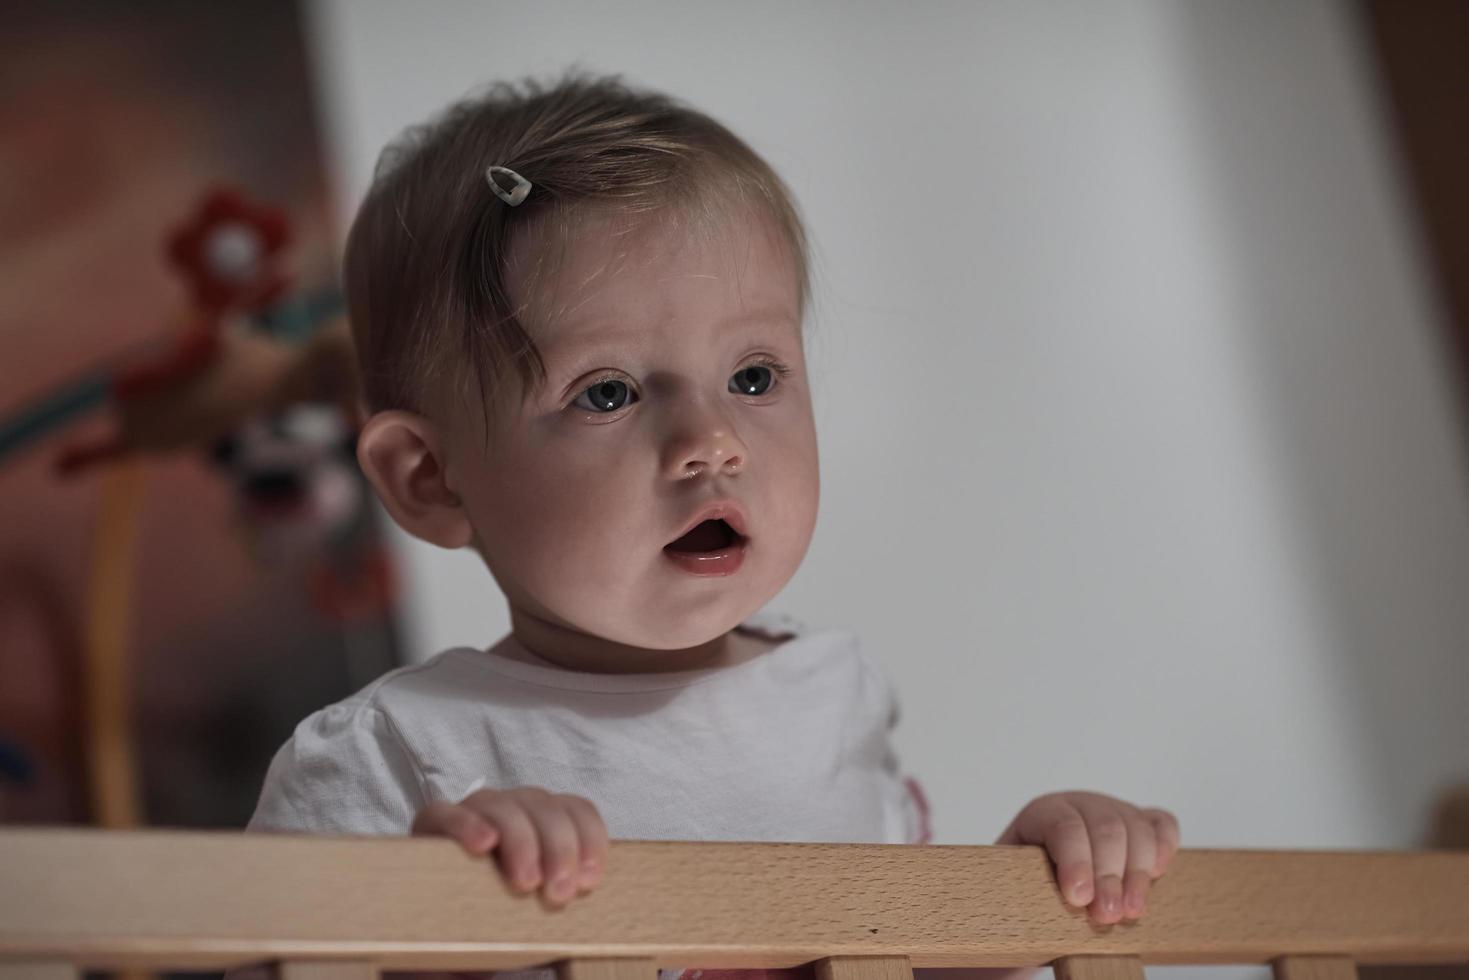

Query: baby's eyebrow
[
  {"left": 534, "top": 333, "right": 645, "bottom": 381},
  {"left": 532, "top": 310, "right": 798, "bottom": 402}
]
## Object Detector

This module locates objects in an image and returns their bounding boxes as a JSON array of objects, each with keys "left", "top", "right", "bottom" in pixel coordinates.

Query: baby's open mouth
[{"left": 664, "top": 518, "right": 744, "bottom": 554}]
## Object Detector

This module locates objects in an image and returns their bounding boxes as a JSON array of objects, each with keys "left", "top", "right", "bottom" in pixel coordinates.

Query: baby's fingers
[
  {"left": 411, "top": 801, "right": 498, "bottom": 855},
  {"left": 524, "top": 796, "right": 585, "bottom": 905},
  {"left": 563, "top": 794, "right": 610, "bottom": 891},
  {"left": 1036, "top": 802, "right": 1096, "bottom": 908},
  {"left": 1073, "top": 801, "right": 1130, "bottom": 925},
  {"left": 1141, "top": 807, "right": 1181, "bottom": 876},
  {"left": 466, "top": 792, "right": 543, "bottom": 894},
  {"left": 1119, "top": 809, "right": 1158, "bottom": 921}
]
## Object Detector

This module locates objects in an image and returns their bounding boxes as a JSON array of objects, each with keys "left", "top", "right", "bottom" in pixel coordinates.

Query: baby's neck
[{"left": 495, "top": 612, "right": 775, "bottom": 674}]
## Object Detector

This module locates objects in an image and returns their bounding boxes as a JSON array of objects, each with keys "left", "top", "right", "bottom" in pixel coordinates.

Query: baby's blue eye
[
  {"left": 574, "top": 379, "right": 638, "bottom": 413},
  {"left": 730, "top": 365, "right": 774, "bottom": 396}
]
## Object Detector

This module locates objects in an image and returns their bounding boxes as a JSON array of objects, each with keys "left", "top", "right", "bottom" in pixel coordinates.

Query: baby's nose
[{"left": 662, "top": 416, "right": 747, "bottom": 481}]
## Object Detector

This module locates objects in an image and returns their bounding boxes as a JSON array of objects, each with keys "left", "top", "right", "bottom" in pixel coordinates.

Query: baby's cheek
[
  {"left": 466, "top": 473, "right": 573, "bottom": 587},
  {"left": 768, "top": 483, "right": 819, "bottom": 584},
  {"left": 507, "top": 475, "right": 648, "bottom": 601},
  {"left": 770, "top": 427, "right": 820, "bottom": 534}
]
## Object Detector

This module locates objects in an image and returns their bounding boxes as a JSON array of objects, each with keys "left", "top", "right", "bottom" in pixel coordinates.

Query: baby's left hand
[{"left": 995, "top": 790, "right": 1180, "bottom": 925}]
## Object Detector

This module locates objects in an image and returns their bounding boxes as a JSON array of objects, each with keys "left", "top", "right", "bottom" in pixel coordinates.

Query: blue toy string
[
  {"left": 0, "top": 374, "right": 111, "bottom": 463},
  {"left": 0, "top": 286, "right": 344, "bottom": 467}
]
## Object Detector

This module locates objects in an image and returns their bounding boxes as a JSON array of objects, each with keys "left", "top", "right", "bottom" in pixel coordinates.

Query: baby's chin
[
  {"left": 614, "top": 554, "right": 809, "bottom": 651},
  {"left": 504, "top": 535, "right": 811, "bottom": 656},
  {"left": 600, "top": 602, "right": 755, "bottom": 652}
]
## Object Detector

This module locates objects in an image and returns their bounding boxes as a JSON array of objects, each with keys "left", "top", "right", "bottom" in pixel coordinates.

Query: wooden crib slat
[
  {"left": 1275, "top": 956, "right": 1360, "bottom": 980},
  {"left": 555, "top": 957, "right": 659, "bottom": 980},
  {"left": 816, "top": 955, "right": 915, "bottom": 980},
  {"left": 0, "top": 963, "right": 80, "bottom": 980},
  {"left": 1055, "top": 955, "right": 1147, "bottom": 980},
  {"left": 276, "top": 960, "right": 380, "bottom": 980}
]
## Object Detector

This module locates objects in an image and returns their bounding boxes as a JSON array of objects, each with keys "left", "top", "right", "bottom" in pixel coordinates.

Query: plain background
[{"left": 301, "top": 0, "right": 1469, "bottom": 956}]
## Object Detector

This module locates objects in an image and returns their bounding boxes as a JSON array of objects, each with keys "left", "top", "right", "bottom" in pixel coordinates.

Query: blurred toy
[
  {"left": 0, "top": 185, "right": 364, "bottom": 547},
  {"left": 211, "top": 403, "right": 361, "bottom": 552},
  {"left": 208, "top": 398, "right": 396, "bottom": 688},
  {"left": 0, "top": 186, "right": 391, "bottom": 829},
  {"left": 0, "top": 188, "right": 297, "bottom": 468}
]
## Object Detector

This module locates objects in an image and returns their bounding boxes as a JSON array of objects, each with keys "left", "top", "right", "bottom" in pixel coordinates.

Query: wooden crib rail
[{"left": 1, "top": 829, "right": 1467, "bottom": 976}]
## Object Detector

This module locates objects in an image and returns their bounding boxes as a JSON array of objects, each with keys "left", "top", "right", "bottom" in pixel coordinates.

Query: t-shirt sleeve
[
  {"left": 247, "top": 701, "right": 427, "bottom": 835},
  {"left": 855, "top": 646, "right": 933, "bottom": 845}
]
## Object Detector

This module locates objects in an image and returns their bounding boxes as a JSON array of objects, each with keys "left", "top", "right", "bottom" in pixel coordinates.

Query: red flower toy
[
  {"left": 167, "top": 187, "right": 292, "bottom": 314},
  {"left": 47, "top": 187, "right": 299, "bottom": 474}
]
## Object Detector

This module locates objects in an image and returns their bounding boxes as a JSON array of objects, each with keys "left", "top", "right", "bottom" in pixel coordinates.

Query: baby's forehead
[{"left": 509, "top": 206, "right": 802, "bottom": 347}]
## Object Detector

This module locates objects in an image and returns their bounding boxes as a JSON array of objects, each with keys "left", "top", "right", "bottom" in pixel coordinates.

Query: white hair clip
[{"left": 485, "top": 165, "right": 532, "bottom": 206}]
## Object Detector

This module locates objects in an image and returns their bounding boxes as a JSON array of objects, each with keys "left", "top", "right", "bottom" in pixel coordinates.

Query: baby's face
[{"left": 443, "top": 208, "right": 819, "bottom": 655}]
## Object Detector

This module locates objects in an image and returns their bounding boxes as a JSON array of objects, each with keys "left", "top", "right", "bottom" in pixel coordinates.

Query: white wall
[{"left": 302, "top": 0, "right": 1469, "bottom": 875}]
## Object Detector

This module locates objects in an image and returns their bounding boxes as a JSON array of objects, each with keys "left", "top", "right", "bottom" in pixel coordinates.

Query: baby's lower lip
[{"left": 662, "top": 538, "right": 747, "bottom": 577}]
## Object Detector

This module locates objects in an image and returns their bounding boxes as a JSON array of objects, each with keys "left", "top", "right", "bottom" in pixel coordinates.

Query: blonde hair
[{"left": 344, "top": 71, "right": 810, "bottom": 416}]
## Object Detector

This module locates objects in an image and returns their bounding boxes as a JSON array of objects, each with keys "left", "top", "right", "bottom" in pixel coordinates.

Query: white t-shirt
[{"left": 249, "top": 610, "right": 930, "bottom": 846}]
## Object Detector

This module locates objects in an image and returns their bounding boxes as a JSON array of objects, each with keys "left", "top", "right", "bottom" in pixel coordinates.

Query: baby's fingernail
[
  {"left": 1070, "top": 880, "right": 1092, "bottom": 904},
  {"left": 547, "top": 873, "right": 573, "bottom": 901}
]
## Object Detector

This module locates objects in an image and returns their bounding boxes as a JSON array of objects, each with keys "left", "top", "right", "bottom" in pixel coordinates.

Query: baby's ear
[{"left": 356, "top": 410, "right": 473, "bottom": 549}]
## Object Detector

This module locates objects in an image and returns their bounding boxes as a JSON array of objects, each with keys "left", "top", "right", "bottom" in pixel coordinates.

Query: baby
[{"left": 249, "top": 72, "right": 1179, "bottom": 942}]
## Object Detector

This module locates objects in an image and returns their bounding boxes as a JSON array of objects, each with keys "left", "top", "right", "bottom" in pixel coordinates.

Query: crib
[{"left": 1, "top": 829, "right": 1466, "bottom": 980}]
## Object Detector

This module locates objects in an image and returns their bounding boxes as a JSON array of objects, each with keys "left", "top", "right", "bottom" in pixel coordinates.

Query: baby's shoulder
[
  {"left": 743, "top": 611, "right": 893, "bottom": 693},
  {"left": 738, "top": 607, "right": 809, "bottom": 641},
  {"left": 746, "top": 608, "right": 867, "bottom": 654},
  {"left": 333, "top": 646, "right": 509, "bottom": 725},
  {"left": 249, "top": 649, "right": 505, "bottom": 834},
  {"left": 265, "top": 649, "right": 499, "bottom": 766}
]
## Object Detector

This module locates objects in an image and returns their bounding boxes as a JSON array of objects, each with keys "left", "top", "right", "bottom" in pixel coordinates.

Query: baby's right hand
[{"left": 411, "top": 787, "right": 608, "bottom": 906}]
